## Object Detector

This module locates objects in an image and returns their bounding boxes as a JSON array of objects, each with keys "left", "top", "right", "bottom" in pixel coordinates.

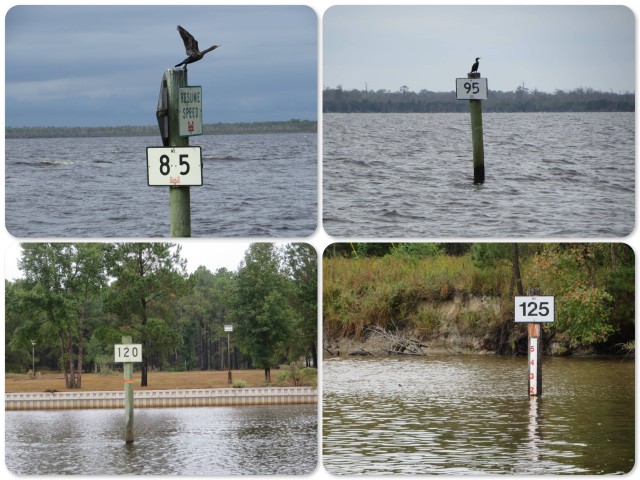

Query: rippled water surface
[
  {"left": 6, "top": 133, "right": 317, "bottom": 237},
  {"left": 323, "top": 113, "right": 634, "bottom": 237},
  {"left": 5, "top": 404, "right": 317, "bottom": 474},
  {"left": 323, "top": 356, "right": 634, "bottom": 475}
]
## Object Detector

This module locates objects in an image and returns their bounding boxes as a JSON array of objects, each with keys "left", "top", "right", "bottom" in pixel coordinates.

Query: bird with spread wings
[{"left": 175, "top": 25, "right": 219, "bottom": 70}]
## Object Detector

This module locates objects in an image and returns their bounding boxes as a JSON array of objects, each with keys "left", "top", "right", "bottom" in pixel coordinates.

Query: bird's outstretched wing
[{"left": 177, "top": 25, "right": 199, "bottom": 55}]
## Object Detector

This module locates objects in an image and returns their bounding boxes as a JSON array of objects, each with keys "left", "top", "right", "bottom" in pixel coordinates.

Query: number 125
[{"left": 519, "top": 301, "right": 550, "bottom": 317}]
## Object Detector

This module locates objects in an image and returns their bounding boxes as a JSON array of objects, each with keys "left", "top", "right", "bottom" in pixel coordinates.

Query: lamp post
[
  {"left": 31, "top": 340, "right": 36, "bottom": 379},
  {"left": 224, "top": 325, "right": 233, "bottom": 384}
]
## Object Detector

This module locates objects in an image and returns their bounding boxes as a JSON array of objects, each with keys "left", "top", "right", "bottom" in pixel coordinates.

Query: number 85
[{"left": 159, "top": 154, "right": 190, "bottom": 176}]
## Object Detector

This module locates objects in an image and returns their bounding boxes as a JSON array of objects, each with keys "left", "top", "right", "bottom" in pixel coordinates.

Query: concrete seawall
[{"left": 5, "top": 386, "right": 317, "bottom": 410}]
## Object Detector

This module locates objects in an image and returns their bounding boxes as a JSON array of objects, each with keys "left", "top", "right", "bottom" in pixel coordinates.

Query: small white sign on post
[
  {"left": 224, "top": 325, "right": 233, "bottom": 333},
  {"left": 514, "top": 296, "right": 555, "bottom": 323},
  {"left": 456, "top": 77, "right": 488, "bottom": 100},
  {"left": 178, "top": 86, "right": 203, "bottom": 137},
  {"left": 147, "top": 146, "right": 203, "bottom": 186},
  {"left": 114, "top": 344, "right": 143, "bottom": 363}
]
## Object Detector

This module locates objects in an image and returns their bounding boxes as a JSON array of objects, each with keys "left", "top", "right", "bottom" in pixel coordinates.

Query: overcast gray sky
[
  {"left": 5, "top": 5, "right": 317, "bottom": 127},
  {"left": 323, "top": 5, "right": 635, "bottom": 93}
]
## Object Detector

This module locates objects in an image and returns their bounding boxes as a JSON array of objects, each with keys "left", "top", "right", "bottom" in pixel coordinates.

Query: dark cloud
[{"left": 5, "top": 5, "right": 317, "bottom": 126}]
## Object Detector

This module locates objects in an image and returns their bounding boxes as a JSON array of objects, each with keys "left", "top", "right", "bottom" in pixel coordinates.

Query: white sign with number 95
[
  {"left": 514, "top": 296, "right": 555, "bottom": 323},
  {"left": 456, "top": 78, "right": 488, "bottom": 100}
]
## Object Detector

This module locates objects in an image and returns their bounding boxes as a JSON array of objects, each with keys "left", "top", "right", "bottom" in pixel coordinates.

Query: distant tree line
[
  {"left": 5, "top": 243, "right": 317, "bottom": 387},
  {"left": 5, "top": 119, "right": 317, "bottom": 139},
  {"left": 323, "top": 85, "right": 635, "bottom": 113}
]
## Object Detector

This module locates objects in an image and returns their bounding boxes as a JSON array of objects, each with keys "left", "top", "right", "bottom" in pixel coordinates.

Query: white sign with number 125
[{"left": 514, "top": 296, "right": 555, "bottom": 323}]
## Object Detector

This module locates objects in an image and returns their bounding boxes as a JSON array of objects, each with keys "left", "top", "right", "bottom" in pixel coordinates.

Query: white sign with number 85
[{"left": 147, "top": 146, "right": 203, "bottom": 186}]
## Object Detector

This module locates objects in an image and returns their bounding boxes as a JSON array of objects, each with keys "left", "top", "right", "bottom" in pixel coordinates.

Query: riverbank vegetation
[
  {"left": 5, "top": 119, "right": 317, "bottom": 139},
  {"left": 5, "top": 243, "right": 317, "bottom": 389},
  {"left": 323, "top": 243, "right": 634, "bottom": 356},
  {"left": 323, "top": 86, "right": 634, "bottom": 113}
]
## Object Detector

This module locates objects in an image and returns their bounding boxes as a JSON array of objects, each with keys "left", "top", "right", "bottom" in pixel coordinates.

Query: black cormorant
[
  {"left": 471, "top": 57, "right": 480, "bottom": 74},
  {"left": 175, "top": 25, "right": 219, "bottom": 70}
]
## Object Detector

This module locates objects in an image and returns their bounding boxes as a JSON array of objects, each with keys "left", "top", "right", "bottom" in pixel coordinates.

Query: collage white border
[{"left": 2, "top": 1, "right": 638, "bottom": 478}]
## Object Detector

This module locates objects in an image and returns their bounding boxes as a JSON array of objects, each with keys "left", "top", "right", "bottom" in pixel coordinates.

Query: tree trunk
[
  {"left": 264, "top": 367, "right": 271, "bottom": 383},
  {"left": 60, "top": 335, "right": 69, "bottom": 388},
  {"left": 67, "top": 335, "right": 73, "bottom": 387},
  {"left": 66, "top": 333, "right": 79, "bottom": 389},
  {"left": 310, "top": 342, "right": 317, "bottom": 368},
  {"left": 138, "top": 247, "right": 149, "bottom": 387},
  {"left": 510, "top": 243, "right": 524, "bottom": 296},
  {"left": 140, "top": 296, "right": 149, "bottom": 387},
  {"left": 200, "top": 321, "right": 209, "bottom": 370},
  {"left": 220, "top": 337, "right": 224, "bottom": 370},
  {"left": 76, "top": 290, "right": 88, "bottom": 389},
  {"left": 141, "top": 353, "right": 148, "bottom": 387},
  {"left": 76, "top": 342, "right": 83, "bottom": 389}
]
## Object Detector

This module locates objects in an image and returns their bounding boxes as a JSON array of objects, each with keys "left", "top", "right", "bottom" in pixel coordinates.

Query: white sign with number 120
[
  {"left": 514, "top": 296, "right": 555, "bottom": 323},
  {"left": 114, "top": 344, "right": 143, "bottom": 363}
]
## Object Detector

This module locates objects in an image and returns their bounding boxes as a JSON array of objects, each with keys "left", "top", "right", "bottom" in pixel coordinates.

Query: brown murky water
[
  {"left": 5, "top": 404, "right": 317, "bottom": 474},
  {"left": 323, "top": 355, "right": 634, "bottom": 474}
]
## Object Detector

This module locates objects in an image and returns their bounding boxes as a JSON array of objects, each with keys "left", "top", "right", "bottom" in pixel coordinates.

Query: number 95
[{"left": 464, "top": 81, "right": 480, "bottom": 94}]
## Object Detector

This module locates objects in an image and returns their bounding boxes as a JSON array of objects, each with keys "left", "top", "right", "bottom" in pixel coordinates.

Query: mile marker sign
[
  {"left": 456, "top": 77, "right": 488, "bottom": 100},
  {"left": 114, "top": 344, "right": 143, "bottom": 363},
  {"left": 514, "top": 296, "right": 555, "bottom": 323},
  {"left": 147, "top": 146, "right": 203, "bottom": 186}
]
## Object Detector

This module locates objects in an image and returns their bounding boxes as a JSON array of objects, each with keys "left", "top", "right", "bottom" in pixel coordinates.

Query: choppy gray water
[
  {"left": 5, "top": 133, "right": 317, "bottom": 237},
  {"left": 323, "top": 356, "right": 634, "bottom": 475},
  {"left": 323, "top": 113, "right": 634, "bottom": 237},
  {"left": 5, "top": 404, "right": 317, "bottom": 475}
]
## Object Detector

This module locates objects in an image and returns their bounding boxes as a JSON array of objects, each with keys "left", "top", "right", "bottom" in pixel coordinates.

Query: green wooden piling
[
  {"left": 169, "top": 187, "right": 191, "bottom": 237},
  {"left": 123, "top": 335, "right": 134, "bottom": 443},
  {"left": 468, "top": 73, "right": 485, "bottom": 184},
  {"left": 165, "top": 69, "right": 191, "bottom": 237},
  {"left": 227, "top": 331, "right": 233, "bottom": 384}
]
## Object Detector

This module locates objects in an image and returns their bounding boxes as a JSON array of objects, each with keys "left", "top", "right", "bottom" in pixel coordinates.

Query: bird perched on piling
[
  {"left": 175, "top": 25, "right": 219, "bottom": 70},
  {"left": 471, "top": 57, "right": 480, "bottom": 74}
]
